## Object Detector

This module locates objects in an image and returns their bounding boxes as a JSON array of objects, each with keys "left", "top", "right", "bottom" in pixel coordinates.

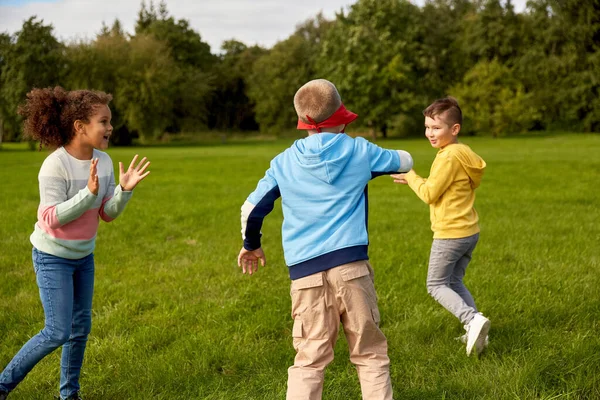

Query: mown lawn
[{"left": 1, "top": 134, "right": 599, "bottom": 399}]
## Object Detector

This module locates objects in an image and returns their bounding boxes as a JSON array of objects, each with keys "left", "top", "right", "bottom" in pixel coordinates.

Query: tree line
[{"left": 0, "top": 0, "right": 598, "bottom": 144}]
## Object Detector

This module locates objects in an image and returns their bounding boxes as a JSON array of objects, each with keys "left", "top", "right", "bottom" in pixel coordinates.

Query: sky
[{"left": 0, "top": 0, "right": 528, "bottom": 53}]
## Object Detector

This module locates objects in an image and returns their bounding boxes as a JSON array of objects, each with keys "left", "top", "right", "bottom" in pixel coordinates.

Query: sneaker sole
[
  {"left": 457, "top": 334, "right": 489, "bottom": 348},
  {"left": 473, "top": 319, "right": 491, "bottom": 355},
  {"left": 466, "top": 318, "right": 491, "bottom": 356}
]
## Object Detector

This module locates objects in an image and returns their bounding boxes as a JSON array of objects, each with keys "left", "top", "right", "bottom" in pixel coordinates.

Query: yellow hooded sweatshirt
[{"left": 405, "top": 143, "right": 486, "bottom": 239}]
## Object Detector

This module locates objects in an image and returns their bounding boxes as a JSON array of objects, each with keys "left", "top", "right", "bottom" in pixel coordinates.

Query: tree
[
  {"left": 0, "top": 32, "right": 11, "bottom": 147},
  {"left": 64, "top": 20, "right": 133, "bottom": 144},
  {"left": 115, "top": 34, "right": 179, "bottom": 141},
  {"left": 133, "top": 0, "right": 216, "bottom": 133},
  {"left": 318, "top": 0, "right": 424, "bottom": 137},
  {"left": 451, "top": 59, "right": 540, "bottom": 136},
  {"left": 545, "top": 0, "right": 600, "bottom": 131},
  {"left": 0, "top": 17, "right": 64, "bottom": 141},
  {"left": 514, "top": 0, "right": 600, "bottom": 131},
  {"left": 208, "top": 40, "right": 266, "bottom": 130},
  {"left": 136, "top": 1, "right": 215, "bottom": 69},
  {"left": 248, "top": 14, "right": 333, "bottom": 133},
  {"left": 460, "top": 0, "right": 523, "bottom": 64},
  {"left": 416, "top": 0, "right": 475, "bottom": 96},
  {"left": 67, "top": 22, "right": 181, "bottom": 141}
]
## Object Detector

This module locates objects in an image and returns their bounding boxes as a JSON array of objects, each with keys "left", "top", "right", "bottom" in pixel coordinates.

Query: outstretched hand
[
  {"left": 87, "top": 158, "right": 99, "bottom": 195},
  {"left": 119, "top": 154, "right": 151, "bottom": 191},
  {"left": 238, "top": 247, "right": 266, "bottom": 275},
  {"left": 391, "top": 173, "right": 408, "bottom": 184}
]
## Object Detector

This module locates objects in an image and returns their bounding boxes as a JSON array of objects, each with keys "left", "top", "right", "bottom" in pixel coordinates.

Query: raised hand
[
  {"left": 87, "top": 158, "right": 99, "bottom": 195},
  {"left": 119, "top": 154, "right": 151, "bottom": 191},
  {"left": 237, "top": 247, "right": 266, "bottom": 275}
]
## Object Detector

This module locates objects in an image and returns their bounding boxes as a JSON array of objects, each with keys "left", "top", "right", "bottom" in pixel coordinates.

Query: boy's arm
[
  {"left": 241, "top": 166, "right": 281, "bottom": 251},
  {"left": 363, "top": 138, "right": 413, "bottom": 177},
  {"left": 404, "top": 155, "right": 457, "bottom": 204}
]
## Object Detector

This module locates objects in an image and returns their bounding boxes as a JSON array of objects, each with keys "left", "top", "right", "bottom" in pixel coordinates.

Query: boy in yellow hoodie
[{"left": 391, "top": 97, "right": 490, "bottom": 356}]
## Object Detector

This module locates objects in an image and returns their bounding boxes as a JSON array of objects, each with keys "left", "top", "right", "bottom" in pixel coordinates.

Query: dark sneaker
[{"left": 0, "top": 390, "right": 8, "bottom": 400}]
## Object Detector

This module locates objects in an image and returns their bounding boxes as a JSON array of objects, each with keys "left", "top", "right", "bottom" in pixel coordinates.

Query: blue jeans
[
  {"left": 0, "top": 248, "right": 94, "bottom": 399},
  {"left": 426, "top": 233, "right": 479, "bottom": 325}
]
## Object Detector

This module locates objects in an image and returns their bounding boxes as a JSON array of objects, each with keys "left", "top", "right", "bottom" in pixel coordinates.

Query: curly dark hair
[{"left": 18, "top": 86, "right": 113, "bottom": 149}]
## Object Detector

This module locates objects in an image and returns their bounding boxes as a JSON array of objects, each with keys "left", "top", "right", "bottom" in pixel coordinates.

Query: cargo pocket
[
  {"left": 371, "top": 307, "right": 381, "bottom": 327},
  {"left": 292, "top": 318, "right": 303, "bottom": 351},
  {"left": 291, "top": 273, "right": 324, "bottom": 291},
  {"left": 339, "top": 262, "right": 370, "bottom": 282},
  {"left": 290, "top": 273, "right": 325, "bottom": 315},
  {"left": 290, "top": 273, "right": 326, "bottom": 343}
]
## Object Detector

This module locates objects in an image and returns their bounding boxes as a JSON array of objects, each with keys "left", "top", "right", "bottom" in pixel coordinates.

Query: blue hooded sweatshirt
[{"left": 241, "top": 133, "right": 413, "bottom": 280}]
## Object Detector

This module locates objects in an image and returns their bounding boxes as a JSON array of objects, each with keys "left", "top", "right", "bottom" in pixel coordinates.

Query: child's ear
[
  {"left": 73, "top": 120, "right": 85, "bottom": 134},
  {"left": 452, "top": 123, "right": 461, "bottom": 136}
]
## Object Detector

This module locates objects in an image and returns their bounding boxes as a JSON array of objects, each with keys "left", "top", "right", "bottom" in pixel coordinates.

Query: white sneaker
[
  {"left": 457, "top": 332, "right": 489, "bottom": 347},
  {"left": 465, "top": 313, "right": 491, "bottom": 356}
]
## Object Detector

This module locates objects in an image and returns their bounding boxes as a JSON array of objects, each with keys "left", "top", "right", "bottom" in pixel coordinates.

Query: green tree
[
  {"left": 416, "top": 0, "right": 475, "bottom": 94},
  {"left": 248, "top": 14, "right": 332, "bottom": 133},
  {"left": 460, "top": 0, "right": 523, "bottom": 64},
  {"left": 67, "top": 22, "right": 180, "bottom": 142},
  {"left": 514, "top": 0, "right": 600, "bottom": 131},
  {"left": 208, "top": 40, "right": 266, "bottom": 130},
  {"left": 116, "top": 34, "right": 179, "bottom": 141},
  {"left": 133, "top": 0, "right": 215, "bottom": 133},
  {"left": 64, "top": 20, "right": 133, "bottom": 144},
  {"left": 0, "top": 17, "right": 64, "bottom": 141},
  {"left": 451, "top": 59, "right": 540, "bottom": 136},
  {"left": 319, "top": 0, "right": 423, "bottom": 137},
  {"left": 136, "top": 0, "right": 215, "bottom": 69},
  {"left": 0, "top": 32, "right": 11, "bottom": 147},
  {"left": 545, "top": 0, "right": 600, "bottom": 131}
]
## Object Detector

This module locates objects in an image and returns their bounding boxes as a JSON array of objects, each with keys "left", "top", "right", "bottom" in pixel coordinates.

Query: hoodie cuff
[
  {"left": 405, "top": 169, "right": 418, "bottom": 183},
  {"left": 396, "top": 150, "right": 414, "bottom": 172}
]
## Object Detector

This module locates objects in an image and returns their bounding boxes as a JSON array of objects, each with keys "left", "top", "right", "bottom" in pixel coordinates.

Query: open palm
[{"left": 119, "top": 154, "right": 151, "bottom": 191}]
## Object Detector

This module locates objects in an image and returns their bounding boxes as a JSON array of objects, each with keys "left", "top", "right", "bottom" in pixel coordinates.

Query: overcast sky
[{"left": 0, "top": 0, "right": 528, "bottom": 52}]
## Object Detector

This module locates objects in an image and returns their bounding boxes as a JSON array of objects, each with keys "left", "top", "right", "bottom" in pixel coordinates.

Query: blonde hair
[{"left": 293, "top": 79, "right": 342, "bottom": 124}]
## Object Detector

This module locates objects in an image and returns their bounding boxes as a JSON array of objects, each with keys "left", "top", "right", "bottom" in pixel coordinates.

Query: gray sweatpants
[{"left": 427, "top": 233, "right": 480, "bottom": 325}]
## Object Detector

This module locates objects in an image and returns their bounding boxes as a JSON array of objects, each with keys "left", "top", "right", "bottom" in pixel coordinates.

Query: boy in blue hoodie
[{"left": 237, "top": 79, "right": 413, "bottom": 400}]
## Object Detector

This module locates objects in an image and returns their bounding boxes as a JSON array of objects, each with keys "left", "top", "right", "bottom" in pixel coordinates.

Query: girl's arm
[
  {"left": 99, "top": 169, "right": 132, "bottom": 222},
  {"left": 99, "top": 154, "right": 150, "bottom": 222},
  {"left": 39, "top": 158, "right": 98, "bottom": 229}
]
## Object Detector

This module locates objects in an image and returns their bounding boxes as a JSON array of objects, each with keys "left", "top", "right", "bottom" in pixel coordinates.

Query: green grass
[{"left": 1, "top": 134, "right": 599, "bottom": 399}]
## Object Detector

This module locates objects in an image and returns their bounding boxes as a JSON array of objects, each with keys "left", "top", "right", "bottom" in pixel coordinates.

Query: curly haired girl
[{"left": 0, "top": 87, "right": 151, "bottom": 400}]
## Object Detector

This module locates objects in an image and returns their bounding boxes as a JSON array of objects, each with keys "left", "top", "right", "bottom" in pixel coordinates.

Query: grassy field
[{"left": 1, "top": 134, "right": 599, "bottom": 399}]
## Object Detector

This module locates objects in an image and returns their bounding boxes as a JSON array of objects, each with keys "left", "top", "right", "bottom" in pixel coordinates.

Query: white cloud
[{"left": 0, "top": 0, "right": 528, "bottom": 52}]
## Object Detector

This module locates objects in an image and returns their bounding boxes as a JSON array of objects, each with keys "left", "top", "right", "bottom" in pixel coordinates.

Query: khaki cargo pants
[{"left": 286, "top": 260, "right": 393, "bottom": 400}]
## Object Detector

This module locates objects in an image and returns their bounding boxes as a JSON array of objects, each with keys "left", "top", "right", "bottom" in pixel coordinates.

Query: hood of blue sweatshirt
[{"left": 291, "top": 133, "right": 354, "bottom": 184}]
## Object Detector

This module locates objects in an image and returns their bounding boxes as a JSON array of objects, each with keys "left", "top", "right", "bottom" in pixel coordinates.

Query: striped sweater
[{"left": 30, "top": 147, "right": 132, "bottom": 259}]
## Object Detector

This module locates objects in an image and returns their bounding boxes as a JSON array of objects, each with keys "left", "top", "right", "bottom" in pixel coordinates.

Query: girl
[{"left": 0, "top": 87, "right": 150, "bottom": 400}]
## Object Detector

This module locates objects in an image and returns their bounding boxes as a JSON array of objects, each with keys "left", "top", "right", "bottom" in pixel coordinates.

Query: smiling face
[
  {"left": 424, "top": 112, "right": 460, "bottom": 149},
  {"left": 81, "top": 104, "right": 113, "bottom": 150}
]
